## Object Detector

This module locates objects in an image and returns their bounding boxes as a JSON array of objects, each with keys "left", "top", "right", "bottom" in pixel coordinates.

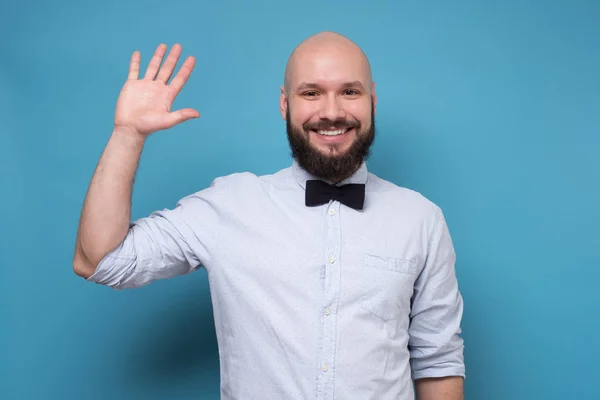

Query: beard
[{"left": 286, "top": 100, "right": 375, "bottom": 183}]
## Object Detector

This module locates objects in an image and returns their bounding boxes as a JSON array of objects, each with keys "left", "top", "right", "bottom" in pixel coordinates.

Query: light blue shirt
[{"left": 88, "top": 160, "right": 465, "bottom": 399}]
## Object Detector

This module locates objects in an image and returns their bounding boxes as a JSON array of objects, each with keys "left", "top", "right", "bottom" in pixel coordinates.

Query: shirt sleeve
[
  {"left": 86, "top": 177, "right": 227, "bottom": 290},
  {"left": 408, "top": 206, "right": 466, "bottom": 380}
]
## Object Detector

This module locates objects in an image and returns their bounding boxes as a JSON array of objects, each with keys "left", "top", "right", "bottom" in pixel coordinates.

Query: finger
[
  {"left": 168, "top": 56, "right": 196, "bottom": 96},
  {"left": 166, "top": 108, "right": 200, "bottom": 127},
  {"left": 128, "top": 50, "right": 140, "bottom": 80},
  {"left": 156, "top": 44, "right": 182, "bottom": 84},
  {"left": 143, "top": 44, "right": 167, "bottom": 80}
]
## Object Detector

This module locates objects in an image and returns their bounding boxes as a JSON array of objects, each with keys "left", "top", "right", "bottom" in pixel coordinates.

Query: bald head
[{"left": 283, "top": 31, "right": 373, "bottom": 93}]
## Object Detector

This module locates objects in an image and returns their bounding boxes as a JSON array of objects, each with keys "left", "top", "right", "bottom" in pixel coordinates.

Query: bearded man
[{"left": 73, "top": 31, "right": 465, "bottom": 400}]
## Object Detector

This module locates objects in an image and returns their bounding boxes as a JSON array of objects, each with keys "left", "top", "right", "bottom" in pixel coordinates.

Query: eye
[
  {"left": 343, "top": 89, "right": 360, "bottom": 96},
  {"left": 302, "top": 91, "right": 319, "bottom": 97}
]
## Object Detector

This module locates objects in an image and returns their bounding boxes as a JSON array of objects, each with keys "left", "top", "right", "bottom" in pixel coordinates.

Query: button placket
[{"left": 317, "top": 204, "right": 341, "bottom": 399}]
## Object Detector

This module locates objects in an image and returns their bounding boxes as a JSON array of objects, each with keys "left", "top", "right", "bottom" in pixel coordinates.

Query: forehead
[{"left": 288, "top": 45, "right": 371, "bottom": 90}]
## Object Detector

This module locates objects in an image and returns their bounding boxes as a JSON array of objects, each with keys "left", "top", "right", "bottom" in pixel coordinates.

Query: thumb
[{"left": 167, "top": 108, "right": 200, "bottom": 127}]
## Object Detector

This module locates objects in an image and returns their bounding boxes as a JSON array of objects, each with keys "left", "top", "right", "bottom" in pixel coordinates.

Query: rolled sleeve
[
  {"left": 408, "top": 207, "right": 465, "bottom": 380},
  {"left": 86, "top": 180, "right": 226, "bottom": 289},
  {"left": 86, "top": 210, "right": 197, "bottom": 289}
]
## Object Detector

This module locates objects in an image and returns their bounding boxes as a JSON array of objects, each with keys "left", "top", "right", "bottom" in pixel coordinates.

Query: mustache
[{"left": 303, "top": 118, "right": 360, "bottom": 131}]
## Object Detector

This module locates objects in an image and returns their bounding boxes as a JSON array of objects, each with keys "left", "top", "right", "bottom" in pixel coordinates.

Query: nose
[{"left": 318, "top": 95, "right": 346, "bottom": 122}]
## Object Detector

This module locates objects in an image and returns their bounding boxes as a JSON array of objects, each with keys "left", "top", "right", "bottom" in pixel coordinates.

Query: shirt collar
[{"left": 291, "top": 159, "right": 369, "bottom": 190}]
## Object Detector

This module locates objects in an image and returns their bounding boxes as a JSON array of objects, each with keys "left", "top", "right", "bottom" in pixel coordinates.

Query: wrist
[{"left": 111, "top": 126, "right": 146, "bottom": 148}]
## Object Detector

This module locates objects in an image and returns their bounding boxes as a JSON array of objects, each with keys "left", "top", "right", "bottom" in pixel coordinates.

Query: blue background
[{"left": 1, "top": 1, "right": 599, "bottom": 399}]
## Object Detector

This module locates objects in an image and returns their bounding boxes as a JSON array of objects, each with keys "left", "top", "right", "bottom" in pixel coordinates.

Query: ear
[
  {"left": 280, "top": 86, "right": 288, "bottom": 120},
  {"left": 371, "top": 82, "right": 377, "bottom": 115}
]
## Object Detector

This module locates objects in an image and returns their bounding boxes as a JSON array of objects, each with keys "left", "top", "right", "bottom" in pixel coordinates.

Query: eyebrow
[{"left": 296, "top": 81, "right": 366, "bottom": 92}]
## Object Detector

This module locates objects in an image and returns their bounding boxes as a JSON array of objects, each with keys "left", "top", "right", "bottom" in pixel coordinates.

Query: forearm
[
  {"left": 415, "top": 376, "right": 464, "bottom": 400},
  {"left": 74, "top": 128, "right": 145, "bottom": 277}
]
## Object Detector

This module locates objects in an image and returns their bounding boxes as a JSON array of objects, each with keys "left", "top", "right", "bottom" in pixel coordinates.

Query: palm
[{"left": 114, "top": 44, "right": 199, "bottom": 136}]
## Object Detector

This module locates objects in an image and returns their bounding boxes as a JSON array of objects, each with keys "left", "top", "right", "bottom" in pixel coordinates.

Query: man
[{"left": 73, "top": 31, "right": 465, "bottom": 400}]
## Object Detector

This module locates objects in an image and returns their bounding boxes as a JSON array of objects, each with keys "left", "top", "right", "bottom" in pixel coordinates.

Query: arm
[
  {"left": 409, "top": 206, "right": 465, "bottom": 396},
  {"left": 415, "top": 376, "right": 464, "bottom": 400},
  {"left": 73, "top": 43, "right": 199, "bottom": 280},
  {"left": 73, "top": 129, "right": 144, "bottom": 278}
]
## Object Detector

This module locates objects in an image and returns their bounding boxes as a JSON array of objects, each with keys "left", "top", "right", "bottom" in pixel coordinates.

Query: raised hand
[{"left": 114, "top": 44, "right": 199, "bottom": 138}]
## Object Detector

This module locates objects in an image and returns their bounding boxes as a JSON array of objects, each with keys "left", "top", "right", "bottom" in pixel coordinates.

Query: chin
[
  {"left": 313, "top": 144, "right": 352, "bottom": 157},
  {"left": 309, "top": 133, "right": 356, "bottom": 154}
]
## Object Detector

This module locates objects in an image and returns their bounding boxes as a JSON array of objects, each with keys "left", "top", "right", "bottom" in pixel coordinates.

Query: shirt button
[
  {"left": 324, "top": 308, "right": 331, "bottom": 316},
  {"left": 321, "top": 364, "right": 328, "bottom": 372},
  {"left": 328, "top": 256, "right": 335, "bottom": 264},
  {"left": 328, "top": 209, "right": 336, "bottom": 216}
]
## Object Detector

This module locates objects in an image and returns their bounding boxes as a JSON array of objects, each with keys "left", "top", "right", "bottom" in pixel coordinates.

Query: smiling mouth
[{"left": 312, "top": 128, "right": 353, "bottom": 136}]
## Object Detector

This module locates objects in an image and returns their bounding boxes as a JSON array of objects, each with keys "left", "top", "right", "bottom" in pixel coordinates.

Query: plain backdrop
[{"left": 1, "top": 1, "right": 599, "bottom": 399}]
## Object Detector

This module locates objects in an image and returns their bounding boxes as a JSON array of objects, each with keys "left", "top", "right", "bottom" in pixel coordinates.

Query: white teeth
[{"left": 316, "top": 129, "right": 346, "bottom": 136}]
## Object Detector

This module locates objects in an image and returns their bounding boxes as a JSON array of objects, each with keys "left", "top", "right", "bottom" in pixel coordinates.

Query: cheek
[
  {"left": 289, "top": 103, "right": 312, "bottom": 119},
  {"left": 346, "top": 103, "right": 372, "bottom": 125},
  {"left": 292, "top": 108, "right": 320, "bottom": 128}
]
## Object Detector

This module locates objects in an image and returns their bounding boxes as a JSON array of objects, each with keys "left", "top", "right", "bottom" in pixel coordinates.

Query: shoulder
[
  {"left": 207, "top": 164, "right": 293, "bottom": 192},
  {"left": 366, "top": 172, "right": 444, "bottom": 222},
  {"left": 207, "top": 171, "right": 262, "bottom": 192},
  {"left": 179, "top": 165, "right": 293, "bottom": 207}
]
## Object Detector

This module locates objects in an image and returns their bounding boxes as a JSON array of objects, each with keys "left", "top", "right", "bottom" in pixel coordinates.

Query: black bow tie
[{"left": 305, "top": 180, "right": 365, "bottom": 210}]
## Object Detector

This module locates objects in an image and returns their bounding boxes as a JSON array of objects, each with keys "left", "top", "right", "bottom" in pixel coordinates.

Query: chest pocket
[{"left": 360, "top": 253, "right": 418, "bottom": 322}]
